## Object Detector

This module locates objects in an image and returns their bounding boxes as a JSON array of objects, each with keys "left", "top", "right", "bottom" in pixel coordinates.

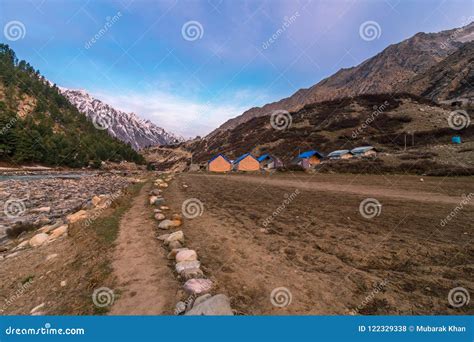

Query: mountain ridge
[
  {"left": 209, "top": 22, "right": 474, "bottom": 137},
  {"left": 59, "top": 88, "right": 183, "bottom": 150}
]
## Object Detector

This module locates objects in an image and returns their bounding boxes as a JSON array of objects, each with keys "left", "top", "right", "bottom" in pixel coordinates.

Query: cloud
[{"left": 92, "top": 89, "right": 252, "bottom": 138}]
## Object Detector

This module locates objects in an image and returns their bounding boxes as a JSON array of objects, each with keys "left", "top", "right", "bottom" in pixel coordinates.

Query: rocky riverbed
[{"left": 0, "top": 173, "right": 138, "bottom": 241}]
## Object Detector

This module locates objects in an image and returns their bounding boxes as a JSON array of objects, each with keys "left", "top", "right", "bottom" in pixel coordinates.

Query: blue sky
[{"left": 1, "top": 0, "right": 473, "bottom": 137}]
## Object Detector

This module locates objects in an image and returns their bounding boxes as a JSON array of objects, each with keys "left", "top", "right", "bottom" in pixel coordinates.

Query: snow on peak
[{"left": 59, "top": 87, "right": 183, "bottom": 150}]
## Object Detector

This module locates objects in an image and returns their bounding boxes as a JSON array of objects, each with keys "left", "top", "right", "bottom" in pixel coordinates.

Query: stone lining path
[{"left": 110, "top": 182, "right": 178, "bottom": 315}]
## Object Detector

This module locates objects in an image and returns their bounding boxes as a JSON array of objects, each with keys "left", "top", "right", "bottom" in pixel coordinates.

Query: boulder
[
  {"left": 48, "top": 225, "right": 68, "bottom": 240},
  {"left": 38, "top": 221, "right": 63, "bottom": 234},
  {"left": 67, "top": 210, "right": 88, "bottom": 224},
  {"left": 158, "top": 219, "right": 182, "bottom": 230},
  {"left": 167, "top": 248, "right": 188, "bottom": 260},
  {"left": 91, "top": 196, "right": 101, "bottom": 207},
  {"left": 176, "top": 249, "right": 197, "bottom": 263},
  {"left": 154, "top": 213, "right": 166, "bottom": 221},
  {"left": 29, "top": 233, "right": 49, "bottom": 247},
  {"left": 185, "top": 294, "right": 233, "bottom": 316},
  {"left": 180, "top": 268, "right": 204, "bottom": 280},
  {"left": 157, "top": 233, "right": 170, "bottom": 241},
  {"left": 149, "top": 196, "right": 158, "bottom": 205},
  {"left": 193, "top": 294, "right": 212, "bottom": 307},
  {"left": 176, "top": 260, "right": 200, "bottom": 274},
  {"left": 165, "top": 230, "right": 184, "bottom": 244},
  {"left": 168, "top": 240, "right": 183, "bottom": 250},
  {"left": 183, "top": 278, "right": 213, "bottom": 296}
]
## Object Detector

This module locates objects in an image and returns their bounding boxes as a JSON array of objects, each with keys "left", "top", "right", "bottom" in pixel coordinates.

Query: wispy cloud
[{"left": 92, "top": 89, "right": 256, "bottom": 138}]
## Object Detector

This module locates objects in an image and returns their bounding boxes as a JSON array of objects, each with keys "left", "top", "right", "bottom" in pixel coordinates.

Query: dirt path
[
  {"left": 109, "top": 182, "right": 178, "bottom": 315},
  {"left": 191, "top": 174, "right": 473, "bottom": 206}
]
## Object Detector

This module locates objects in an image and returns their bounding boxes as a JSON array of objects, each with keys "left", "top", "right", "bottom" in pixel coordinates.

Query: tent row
[{"left": 207, "top": 146, "right": 376, "bottom": 172}]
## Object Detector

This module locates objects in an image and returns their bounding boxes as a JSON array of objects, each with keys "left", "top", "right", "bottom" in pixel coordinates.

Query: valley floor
[{"left": 162, "top": 172, "right": 473, "bottom": 315}]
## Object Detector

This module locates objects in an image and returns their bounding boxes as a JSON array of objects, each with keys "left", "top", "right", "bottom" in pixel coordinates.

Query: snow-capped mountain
[{"left": 59, "top": 88, "right": 183, "bottom": 150}]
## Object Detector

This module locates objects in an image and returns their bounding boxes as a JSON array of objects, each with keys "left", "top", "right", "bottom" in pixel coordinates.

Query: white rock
[
  {"left": 29, "top": 233, "right": 49, "bottom": 247},
  {"left": 185, "top": 294, "right": 233, "bottom": 316},
  {"left": 176, "top": 250, "right": 197, "bottom": 263},
  {"left": 176, "top": 260, "right": 200, "bottom": 274},
  {"left": 60, "top": 280, "right": 67, "bottom": 287},
  {"left": 154, "top": 213, "right": 166, "bottom": 221},
  {"left": 183, "top": 278, "right": 213, "bottom": 296},
  {"left": 165, "top": 230, "right": 184, "bottom": 244}
]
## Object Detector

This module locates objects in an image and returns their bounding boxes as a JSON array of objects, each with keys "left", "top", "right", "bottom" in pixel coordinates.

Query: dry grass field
[{"left": 164, "top": 172, "right": 474, "bottom": 315}]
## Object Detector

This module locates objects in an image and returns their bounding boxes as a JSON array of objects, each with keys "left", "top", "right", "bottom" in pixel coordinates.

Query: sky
[{"left": 1, "top": 0, "right": 473, "bottom": 137}]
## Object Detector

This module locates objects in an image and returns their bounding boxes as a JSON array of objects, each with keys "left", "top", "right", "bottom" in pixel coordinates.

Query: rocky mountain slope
[
  {"left": 183, "top": 93, "right": 473, "bottom": 175},
  {"left": 60, "top": 88, "right": 183, "bottom": 150},
  {"left": 402, "top": 41, "right": 474, "bottom": 103},
  {"left": 211, "top": 22, "right": 474, "bottom": 135}
]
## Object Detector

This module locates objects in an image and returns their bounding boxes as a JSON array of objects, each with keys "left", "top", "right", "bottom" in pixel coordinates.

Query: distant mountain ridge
[
  {"left": 60, "top": 88, "right": 183, "bottom": 150},
  {"left": 210, "top": 22, "right": 474, "bottom": 136}
]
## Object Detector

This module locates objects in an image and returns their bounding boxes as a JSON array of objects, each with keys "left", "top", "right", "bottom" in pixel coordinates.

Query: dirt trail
[
  {"left": 192, "top": 174, "right": 473, "bottom": 206},
  {"left": 109, "top": 182, "right": 178, "bottom": 315}
]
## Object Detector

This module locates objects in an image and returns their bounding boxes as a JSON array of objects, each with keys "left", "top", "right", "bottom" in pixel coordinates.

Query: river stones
[
  {"left": 158, "top": 219, "right": 182, "bottom": 230},
  {"left": 176, "top": 249, "right": 197, "bottom": 263},
  {"left": 183, "top": 279, "right": 213, "bottom": 296},
  {"left": 165, "top": 230, "right": 184, "bottom": 244},
  {"left": 185, "top": 294, "right": 233, "bottom": 316},
  {"left": 175, "top": 260, "right": 201, "bottom": 274},
  {"left": 154, "top": 213, "right": 166, "bottom": 221}
]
